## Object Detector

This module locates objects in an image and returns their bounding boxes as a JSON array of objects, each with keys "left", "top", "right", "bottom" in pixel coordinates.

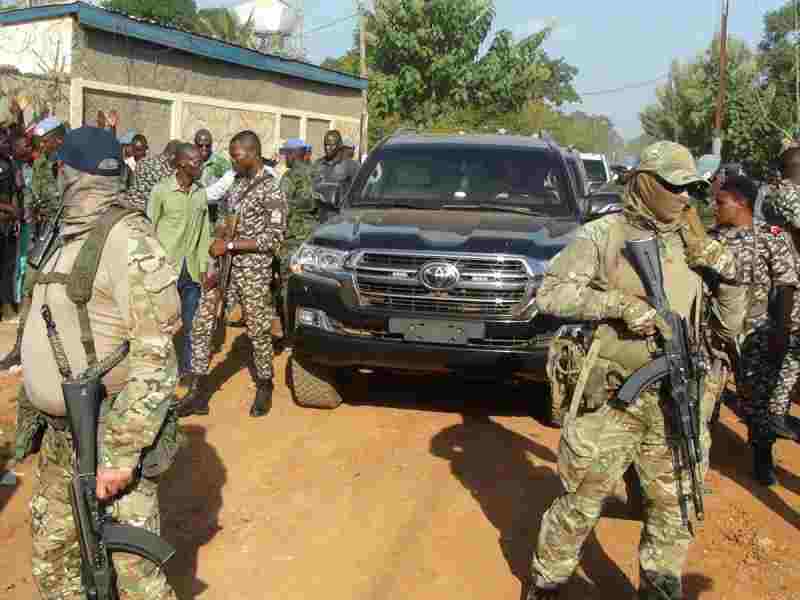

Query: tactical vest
[
  {"left": 565, "top": 218, "right": 704, "bottom": 412},
  {"left": 30, "top": 206, "right": 180, "bottom": 478}
]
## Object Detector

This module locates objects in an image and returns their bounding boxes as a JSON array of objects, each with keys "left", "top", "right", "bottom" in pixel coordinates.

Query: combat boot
[
  {"left": 250, "top": 379, "right": 274, "bottom": 418},
  {"left": 753, "top": 442, "right": 777, "bottom": 486},
  {"left": 764, "top": 414, "right": 799, "bottom": 442},
  {"left": 787, "top": 414, "right": 800, "bottom": 437},
  {"left": 0, "top": 326, "right": 23, "bottom": 371},
  {"left": 522, "top": 580, "right": 560, "bottom": 600},
  {"left": 177, "top": 376, "right": 209, "bottom": 417}
]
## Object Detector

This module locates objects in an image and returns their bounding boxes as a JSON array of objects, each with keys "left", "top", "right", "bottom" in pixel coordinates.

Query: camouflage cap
[{"left": 636, "top": 141, "right": 707, "bottom": 187}]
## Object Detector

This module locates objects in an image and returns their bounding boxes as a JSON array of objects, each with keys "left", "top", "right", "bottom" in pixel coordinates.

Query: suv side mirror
[{"left": 586, "top": 192, "right": 623, "bottom": 219}]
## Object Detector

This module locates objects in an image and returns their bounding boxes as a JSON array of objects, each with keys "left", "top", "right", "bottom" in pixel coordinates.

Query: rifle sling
[{"left": 566, "top": 330, "right": 604, "bottom": 423}]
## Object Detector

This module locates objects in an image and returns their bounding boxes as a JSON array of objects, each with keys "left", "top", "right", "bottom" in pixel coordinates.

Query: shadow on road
[
  {"left": 0, "top": 439, "right": 15, "bottom": 515},
  {"left": 430, "top": 414, "right": 637, "bottom": 598},
  {"left": 160, "top": 424, "right": 227, "bottom": 598},
  {"left": 205, "top": 330, "right": 252, "bottom": 405},
  {"left": 347, "top": 372, "right": 550, "bottom": 419},
  {"left": 711, "top": 421, "right": 800, "bottom": 531}
]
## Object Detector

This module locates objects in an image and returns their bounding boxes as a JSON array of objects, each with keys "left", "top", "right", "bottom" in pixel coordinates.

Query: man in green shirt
[{"left": 147, "top": 143, "right": 212, "bottom": 382}]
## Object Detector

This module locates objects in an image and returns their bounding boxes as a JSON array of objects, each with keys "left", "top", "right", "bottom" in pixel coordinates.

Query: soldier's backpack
[{"left": 31, "top": 205, "right": 181, "bottom": 478}]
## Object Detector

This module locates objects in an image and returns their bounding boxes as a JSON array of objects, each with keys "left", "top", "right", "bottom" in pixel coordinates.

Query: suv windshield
[
  {"left": 350, "top": 146, "right": 573, "bottom": 217},
  {"left": 582, "top": 159, "right": 607, "bottom": 183}
]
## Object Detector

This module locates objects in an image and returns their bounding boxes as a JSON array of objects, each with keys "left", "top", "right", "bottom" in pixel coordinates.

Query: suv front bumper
[{"left": 287, "top": 271, "right": 563, "bottom": 381}]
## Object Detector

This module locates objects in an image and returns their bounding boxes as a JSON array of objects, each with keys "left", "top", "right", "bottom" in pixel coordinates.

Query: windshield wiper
[{"left": 441, "top": 203, "right": 551, "bottom": 217}]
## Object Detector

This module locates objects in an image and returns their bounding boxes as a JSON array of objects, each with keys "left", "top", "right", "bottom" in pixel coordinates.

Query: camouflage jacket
[
  {"left": 16, "top": 213, "right": 181, "bottom": 469},
  {"left": 222, "top": 166, "right": 288, "bottom": 271},
  {"left": 30, "top": 155, "right": 59, "bottom": 220},
  {"left": 710, "top": 223, "right": 800, "bottom": 332},
  {"left": 537, "top": 214, "right": 746, "bottom": 369},
  {"left": 281, "top": 162, "right": 317, "bottom": 242},
  {"left": 764, "top": 179, "right": 800, "bottom": 230},
  {"left": 126, "top": 154, "right": 175, "bottom": 212}
]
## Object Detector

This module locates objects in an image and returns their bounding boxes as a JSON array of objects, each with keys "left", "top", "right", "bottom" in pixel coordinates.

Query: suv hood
[{"left": 309, "top": 208, "right": 578, "bottom": 262}]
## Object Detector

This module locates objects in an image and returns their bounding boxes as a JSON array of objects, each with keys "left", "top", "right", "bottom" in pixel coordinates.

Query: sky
[{"left": 200, "top": 0, "right": 790, "bottom": 140}]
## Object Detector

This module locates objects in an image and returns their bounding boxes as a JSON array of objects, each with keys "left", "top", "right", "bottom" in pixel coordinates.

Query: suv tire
[{"left": 289, "top": 353, "right": 344, "bottom": 409}]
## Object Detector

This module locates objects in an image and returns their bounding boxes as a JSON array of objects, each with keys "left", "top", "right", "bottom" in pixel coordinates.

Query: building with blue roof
[{"left": 0, "top": 1, "right": 367, "bottom": 157}]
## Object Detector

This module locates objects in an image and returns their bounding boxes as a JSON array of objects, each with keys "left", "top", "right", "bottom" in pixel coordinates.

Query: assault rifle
[
  {"left": 616, "top": 237, "right": 707, "bottom": 530},
  {"left": 212, "top": 214, "right": 239, "bottom": 352},
  {"left": 28, "top": 199, "right": 64, "bottom": 270},
  {"left": 42, "top": 306, "right": 175, "bottom": 600}
]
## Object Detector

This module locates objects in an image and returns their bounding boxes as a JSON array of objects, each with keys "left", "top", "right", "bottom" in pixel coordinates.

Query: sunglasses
[{"left": 656, "top": 177, "right": 706, "bottom": 199}]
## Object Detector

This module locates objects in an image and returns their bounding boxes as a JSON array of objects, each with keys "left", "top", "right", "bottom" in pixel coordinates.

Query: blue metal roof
[{"left": 0, "top": 2, "right": 368, "bottom": 91}]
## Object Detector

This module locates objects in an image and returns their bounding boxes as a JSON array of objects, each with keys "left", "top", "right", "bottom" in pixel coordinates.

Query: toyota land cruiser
[{"left": 285, "top": 133, "right": 620, "bottom": 417}]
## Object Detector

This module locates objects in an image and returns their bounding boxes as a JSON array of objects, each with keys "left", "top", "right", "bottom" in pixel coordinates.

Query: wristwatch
[{"left": 226, "top": 241, "right": 235, "bottom": 252}]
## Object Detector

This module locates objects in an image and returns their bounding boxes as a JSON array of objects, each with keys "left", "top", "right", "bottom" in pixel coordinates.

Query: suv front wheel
[{"left": 289, "top": 353, "right": 344, "bottom": 409}]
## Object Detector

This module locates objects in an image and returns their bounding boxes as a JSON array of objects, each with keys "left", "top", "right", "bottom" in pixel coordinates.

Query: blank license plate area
[{"left": 389, "top": 318, "right": 485, "bottom": 345}]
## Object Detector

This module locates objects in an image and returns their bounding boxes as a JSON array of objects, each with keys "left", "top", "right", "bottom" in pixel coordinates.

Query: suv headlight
[
  {"left": 290, "top": 243, "right": 349, "bottom": 276},
  {"left": 525, "top": 257, "right": 549, "bottom": 286}
]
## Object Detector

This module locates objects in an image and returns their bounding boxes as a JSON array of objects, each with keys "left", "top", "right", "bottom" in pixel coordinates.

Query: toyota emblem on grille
[{"left": 419, "top": 261, "right": 460, "bottom": 290}]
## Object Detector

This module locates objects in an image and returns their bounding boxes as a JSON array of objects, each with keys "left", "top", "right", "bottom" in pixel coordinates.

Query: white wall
[{"left": 0, "top": 17, "right": 74, "bottom": 76}]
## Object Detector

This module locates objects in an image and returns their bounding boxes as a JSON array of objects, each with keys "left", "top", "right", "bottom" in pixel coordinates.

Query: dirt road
[{"left": 1, "top": 325, "right": 799, "bottom": 599}]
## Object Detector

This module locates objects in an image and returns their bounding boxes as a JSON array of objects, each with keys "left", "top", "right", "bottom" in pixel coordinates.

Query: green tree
[
  {"left": 193, "top": 8, "right": 256, "bottom": 48},
  {"left": 103, "top": 0, "right": 197, "bottom": 29},
  {"left": 367, "top": 0, "right": 578, "bottom": 126},
  {"left": 759, "top": 1, "right": 800, "bottom": 135},
  {"left": 638, "top": 35, "right": 778, "bottom": 175}
]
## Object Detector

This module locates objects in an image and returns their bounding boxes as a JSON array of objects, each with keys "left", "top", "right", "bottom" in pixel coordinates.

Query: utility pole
[
  {"left": 795, "top": 0, "right": 799, "bottom": 129},
  {"left": 358, "top": 1, "right": 369, "bottom": 161},
  {"left": 712, "top": 0, "right": 730, "bottom": 156}
]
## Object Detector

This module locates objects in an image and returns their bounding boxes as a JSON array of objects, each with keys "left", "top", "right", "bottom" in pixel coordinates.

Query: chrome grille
[{"left": 352, "top": 251, "right": 533, "bottom": 319}]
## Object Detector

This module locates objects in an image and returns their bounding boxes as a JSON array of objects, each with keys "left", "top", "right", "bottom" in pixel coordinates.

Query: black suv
[{"left": 285, "top": 133, "right": 619, "bottom": 414}]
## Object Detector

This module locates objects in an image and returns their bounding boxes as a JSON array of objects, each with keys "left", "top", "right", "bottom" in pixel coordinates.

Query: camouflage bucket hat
[{"left": 636, "top": 141, "right": 707, "bottom": 187}]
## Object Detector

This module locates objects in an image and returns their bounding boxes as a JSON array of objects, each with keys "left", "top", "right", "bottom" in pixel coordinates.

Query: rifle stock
[
  {"left": 212, "top": 215, "right": 238, "bottom": 352},
  {"left": 620, "top": 236, "right": 706, "bottom": 529},
  {"left": 61, "top": 346, "right": 175, "bottom": 600}
]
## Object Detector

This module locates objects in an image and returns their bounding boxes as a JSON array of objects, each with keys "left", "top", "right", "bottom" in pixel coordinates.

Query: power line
[
  {"left": 579, "top": 75, "right": 669, "bottom": 96},
  {"left": 296, "top": 11, "right": 359, "bottom": 37}
]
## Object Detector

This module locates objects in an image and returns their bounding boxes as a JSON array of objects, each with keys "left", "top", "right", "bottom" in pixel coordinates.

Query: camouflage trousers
[
  {"left": 739, "top": 327, "right": 800, "bottom": 438},
  {"left": 191, "top": 263, "right": 275, "bottom": 381},
  {"left": 30, "top": 427, "right": 175, "bottom": 600},
  {"left": 531, "top": 390, "right": 713, "bottom": 599}
]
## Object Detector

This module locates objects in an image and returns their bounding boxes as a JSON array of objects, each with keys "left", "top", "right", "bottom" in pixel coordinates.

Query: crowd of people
[
  {"left": 2, "top": 95, "right": 362, "bottom": 599},
  {"left": 3, "top": 92, "right": 800, "bottom": 600}
]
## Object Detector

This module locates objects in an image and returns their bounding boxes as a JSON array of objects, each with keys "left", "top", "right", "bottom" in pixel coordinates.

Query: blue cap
[
  {"left": 33, "top": 116, "right": 63, "bottom": 138},
  {"left": 55, "top": 126, "right": 122, "bottom": 176},
  {"left": 280, "top": 138, "right": 309, "bottom": 152},
  {"left": 118, "top": 130, "right": 136, "bottom": 145}
]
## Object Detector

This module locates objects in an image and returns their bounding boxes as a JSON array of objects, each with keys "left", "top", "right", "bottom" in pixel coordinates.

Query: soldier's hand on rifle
[
  {"left": 210, "top": 239, "right": 229, "bottom": 258},
  {"left": 96, "top": 467, "right": 134, "bottom": 500},
  {"left": 621, "top": 297, "right": 673, "bottom": 340},
  {"left": 768, "top": 331, "right": 789, "bottom": 357},
  {"left": 202, "top": 271, "right": 219, "bottom": 291}
]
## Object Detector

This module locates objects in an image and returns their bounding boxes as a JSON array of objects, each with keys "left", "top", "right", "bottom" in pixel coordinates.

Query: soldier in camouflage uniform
[
  {"left": 30, "top": 117, "right": 66, "bottom": 229},
  {"left": 525, "top": 142, "right": 746, "bottom": 600},
  {"left": 710, "top": 174, "right": 800, "bottom": 486},
  {"left": 181, "top": 130, "right": 287, "bottom": 418},
  {"left": 274, "top": 138, "right": 316, "bottom": 336},
  {"left": 125, "top": 139, "right": 181, "bottom": 212},
  {"left": 311, "top": 130, "right": 359, "bottom": 223},
  {"left": 14, "top": 127, "right": 180, "bottom": 600}
]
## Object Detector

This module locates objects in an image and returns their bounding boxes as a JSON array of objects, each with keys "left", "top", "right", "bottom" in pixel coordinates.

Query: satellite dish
[{"left": 232, "top": 0, "right": 301, "bottom": 34}]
